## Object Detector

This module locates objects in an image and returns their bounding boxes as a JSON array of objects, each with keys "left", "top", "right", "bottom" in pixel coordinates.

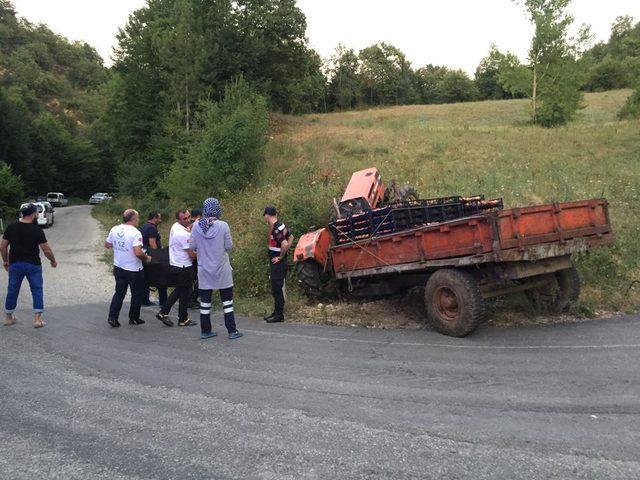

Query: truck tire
[
  {"left": 398, "top": 185, "right": 419, "bottom": 202},
  {"left": 424, "top": 269, "right": 484, "bottom": 337},
  {"left": 527, "top": 265, "right": 581, "bottom": 314},
  {"left": 296, "top": 260, "right": 324, "bottom": 297}
]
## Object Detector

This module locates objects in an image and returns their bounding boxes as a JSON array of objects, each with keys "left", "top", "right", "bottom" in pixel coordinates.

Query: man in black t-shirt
[
  {"left": 0, "top": 204, "right": 57, "bottom": 328},
  {"left": 140, "top": 211, "right": 167, "bottom": 307}
]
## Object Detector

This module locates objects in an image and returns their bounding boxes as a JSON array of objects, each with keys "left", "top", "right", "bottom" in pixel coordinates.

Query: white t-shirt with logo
[
  {"left": 169, "top": 222, "right": 193, "bottom": 268},
  {"left": 107, "top": 224, "right": 143, "bottom": 272}
]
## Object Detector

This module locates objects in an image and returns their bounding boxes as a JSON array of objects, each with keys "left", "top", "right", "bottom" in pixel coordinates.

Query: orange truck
[{"left": 294, "top": 167, "right": 615, "bottom": 337}]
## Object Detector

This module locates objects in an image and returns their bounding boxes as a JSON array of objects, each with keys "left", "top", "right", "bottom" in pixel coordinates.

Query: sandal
[
  {"left": 4, "top": 315, "right": 16, "bottom": 326},
  {"left": 33, "top": 320, "right": 46, "bottom": 328}
]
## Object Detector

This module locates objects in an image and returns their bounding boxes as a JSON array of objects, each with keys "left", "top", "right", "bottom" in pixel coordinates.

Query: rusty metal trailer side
[{"left": 331, "top": 199, "right": 614, "bottom": 280}]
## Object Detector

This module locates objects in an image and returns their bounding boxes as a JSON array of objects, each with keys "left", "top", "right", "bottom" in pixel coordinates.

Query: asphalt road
[{"left": 0, "top": 206, "right": 639, "bottom": 479}]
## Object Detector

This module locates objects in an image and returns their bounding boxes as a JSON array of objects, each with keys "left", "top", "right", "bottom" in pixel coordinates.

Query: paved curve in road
[{"left": 0, "top": 206, "right": 638, "bottom": 479}]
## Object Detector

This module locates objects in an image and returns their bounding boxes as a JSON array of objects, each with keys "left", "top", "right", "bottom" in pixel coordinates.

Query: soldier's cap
[
  {"left": 263, "top": 206, "right": 277, "bottom": 217},
  {"left": 20, "top": 203, "right": 37, "bottom": 216}
]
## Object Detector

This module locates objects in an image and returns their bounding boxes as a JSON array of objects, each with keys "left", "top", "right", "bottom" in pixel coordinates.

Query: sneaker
[
  {"left": 228, "top": 331, "right": 243, "bottom": 340},
  {"left": 129, "top": 318, "right": 145, "bottom": 325},
  {"left": 266, "top": 315, "right": 284, "bottom": 323},
  {"left": 155, "top": 312, "right": 174, "bottom": 327},
  {"left": 201, "top": 331, "right": 217, "bottom": 340},
  {"left": 108, "top": 318, "right": 120, "bottom": 328},
  {"left": 178, "top": 318, "right": 198, "bottom": 327},
  {"left": 263, "top": 313, "right": 275, "bottom": 321}
]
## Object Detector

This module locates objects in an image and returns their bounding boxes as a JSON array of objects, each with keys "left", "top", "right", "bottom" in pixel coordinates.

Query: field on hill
[{"left": 96, "top": 89, "right": 639, "bottom": 327}]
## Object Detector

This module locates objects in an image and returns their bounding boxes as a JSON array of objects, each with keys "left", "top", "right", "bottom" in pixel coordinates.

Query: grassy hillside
[{"left": 97, "top": 89, "right": 639, "bottom": 325}]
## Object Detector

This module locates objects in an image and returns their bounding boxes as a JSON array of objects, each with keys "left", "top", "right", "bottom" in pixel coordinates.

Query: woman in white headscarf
[{"left": 190, "top": 198, "right": 242, "bottom": 340}]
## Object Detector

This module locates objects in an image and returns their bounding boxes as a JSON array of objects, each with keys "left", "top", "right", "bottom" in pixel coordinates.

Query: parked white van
[
  {"left": 20, "top": 202, "right": 54, "bottom": 228},
  {"left": 46, "top": 192, "right": 68, "bottom": 207}
]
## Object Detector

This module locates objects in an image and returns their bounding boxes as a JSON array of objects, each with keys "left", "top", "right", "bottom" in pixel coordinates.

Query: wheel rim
[{"left": 433, "top": 286, "right": 460, "bottom": 323}]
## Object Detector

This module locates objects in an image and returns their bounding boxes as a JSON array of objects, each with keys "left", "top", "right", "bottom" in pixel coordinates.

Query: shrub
[
  {"left": 162, "top": 78, "right": 269, "bottom": 204},
  {"left": 618, "top": 86, "right": 640, "bottom": 119},
  {"left": 0, "top": 163, "right": 24, "bottom": 223}
]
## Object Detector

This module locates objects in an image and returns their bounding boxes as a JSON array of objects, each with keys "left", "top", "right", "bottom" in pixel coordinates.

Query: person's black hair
[
  {"left": 191, "top": 208, "right": 202, "bottom": 218},
  {"left": 263, "top": 205, "right": 277, "bottom": 217},
  {"left": 148, "top": 210, "right": 160, "bottom": 220}
]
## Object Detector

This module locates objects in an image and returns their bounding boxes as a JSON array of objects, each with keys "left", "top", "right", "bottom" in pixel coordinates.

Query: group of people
[
  {"left": 1, "top": 199, "right": 293, "bottom": 339},
  {"left": 105, "top": 198, "right": 293, "bottom": 340}
]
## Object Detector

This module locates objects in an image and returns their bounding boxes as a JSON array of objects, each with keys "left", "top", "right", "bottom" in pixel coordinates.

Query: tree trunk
[
  {"left": 532, "top": 64, "right": 537, "bottom": 124},
  {"left": 185, "top": 78, "right": 190, "bottom": 133}
]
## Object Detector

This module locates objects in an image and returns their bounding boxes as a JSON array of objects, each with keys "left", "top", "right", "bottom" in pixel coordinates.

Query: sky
[{"left": 10, "top": 0, "right": 640, "bottom": 73}]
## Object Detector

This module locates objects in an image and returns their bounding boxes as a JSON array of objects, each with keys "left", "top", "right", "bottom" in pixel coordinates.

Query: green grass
[{"left": 97, "top": 90, "right": 640, "bottom": 325}]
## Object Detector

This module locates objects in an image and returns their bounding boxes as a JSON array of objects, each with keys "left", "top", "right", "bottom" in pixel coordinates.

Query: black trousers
[
  {"left": 161, "top": 265, "right": 193, "bottom": 321},
  {"left": 270, "top": 260, "right": 287, "bottom": 317},
  {"left": 143, "top": 282, "right": 167, "bottom": 306},
  {"left": 199, "top": 287, "right": 236, "bottom": 334},
  {"left": 108, "top": 266, "right": 144, "bottom": 321},
  {"left": 190, "top": 261, "right": 199, "bottom": 303}
]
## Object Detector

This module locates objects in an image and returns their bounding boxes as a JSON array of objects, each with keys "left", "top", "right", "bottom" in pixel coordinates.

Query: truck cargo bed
[{"left": 331, "top": 199, "right": 614, "bottom": 279}]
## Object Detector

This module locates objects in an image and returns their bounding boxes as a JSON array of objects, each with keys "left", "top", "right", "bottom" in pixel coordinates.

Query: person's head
[
  {"left": 20, "top": 203, "right": 38, "bottom": 223},
  {"left": 190, "top": 208, "right": 202, "bottom": 224},
  {"left": 123, "top": 209, "right": 139, "bottom": 226},
  {"left": 203, "top": 198, "right": 222, "bottom": 220},
  {"left": 176, "top": 209, "right": 191, "bottom": 228},
  {"left": 148, "top": 211, "right": 161, "bottom": 225},
  {"left": 263, "top": 206, "right": 278, "bottom": 225}
]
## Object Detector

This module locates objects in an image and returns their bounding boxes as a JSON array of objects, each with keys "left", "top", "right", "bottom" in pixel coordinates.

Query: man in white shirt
[
  {"left": 104, "top": 209, "right": 152, "bottom": 328},
  {"left": 156, "top": 210, "right": 197, "bottom": 327}
]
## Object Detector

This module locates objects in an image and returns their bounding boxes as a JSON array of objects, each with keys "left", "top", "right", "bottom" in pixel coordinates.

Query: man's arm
[
  {"left": 186, "top": 248, "right": 197, "bottom": 260},
  {"left": 133, "top": 245, "right": 152, "bottom": 264},
  {"left": 104, "top": 241, "right": 113, "bottom": 249},
  {"left": 1, "top": 239, "right": 9, "bottom": 271},
  {"left": 148, "top": 237, "right": 158, "bottom": 249},
  {"left": 40, "top": 243, "right": 57, "bottom": 268},
  {"left": 272, "top": 236, "right": 294, "bottom": 264}
]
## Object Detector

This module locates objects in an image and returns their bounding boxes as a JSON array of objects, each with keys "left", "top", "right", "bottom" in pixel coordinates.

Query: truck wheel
[
  {"left": 398, "top": 185, "right": 419, "bottom": 202},
  {"left": 527, "top": 266, "right": 581, "bottom": 314},
  {"left": 296, "top": 260, "right": 324, "bottom": 297},
  {"left": 424, "top": 269, "right": 484, "bottom": 337}
]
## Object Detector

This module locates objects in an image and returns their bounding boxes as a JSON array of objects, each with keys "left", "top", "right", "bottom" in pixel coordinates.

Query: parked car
[
  {"left": 20, "top": 202, "right": 54, "bottom": 228},
  {"left": 46, "top": 192, "right": 68, "bottom": 207},
  {"left": 41, "top": 201, "right": 55, "bottom": 225},
  {"left": 89, "top": 192, "right": 112, "bottom": 204}
]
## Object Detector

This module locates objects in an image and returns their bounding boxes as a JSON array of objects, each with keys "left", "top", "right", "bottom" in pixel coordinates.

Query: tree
[
  {"left": 618, "top": 84, "right": 640, "bottom": 119},
  {"left": 414, "top": 65, "right": 449, "bottom": 104},
  {"left": 503, "top": 0, "right": 591, "bottom": 126},
  {"left": 162, "top": 78, "right": 269, "bottom": 203},
  {"left": 437, "top": 70, "right": 479, "bottom": 103},
  {"left": 326, "top": 45, "right": 361, "bottom": 110},
  {"left": 0, "top": 163, "right": 24, "bottom": 220},
  {"left": 475, "top": 45, "right": 523, "bottom": 100},
  {"left": 359, "top": 42, "right": 417, "bottom": 106}
]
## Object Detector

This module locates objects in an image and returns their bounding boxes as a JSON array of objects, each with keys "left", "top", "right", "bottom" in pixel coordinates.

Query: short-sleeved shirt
[
  {"left": 268, "top": 221, "right": 291, "bottom": 258},
  {"left": 169, "top": 222, "right": 192, "bottom": 268},
  {"left": 140, "top": 221, "right": 161, "bottom": 249},
  {"left": 107, "top": 224, "right": 143, "bottom": 272},
  {"left": 2, "top": 221, "right": 47, "bottom": 265}
]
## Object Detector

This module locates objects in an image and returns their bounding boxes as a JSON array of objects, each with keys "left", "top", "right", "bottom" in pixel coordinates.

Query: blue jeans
[{"left": 5, "top": 262, "right": 44, "bottom": 314}]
